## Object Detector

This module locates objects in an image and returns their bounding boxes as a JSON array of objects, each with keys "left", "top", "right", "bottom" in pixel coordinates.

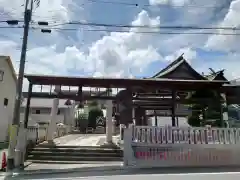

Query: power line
[
  {"left": 1, "top": 25, "right": 240, "bottom": 36},
  {"left": 85, "top": 0, "right": 231, "bottom": 9},
  {"left": 3, "top": 18, "right": 239, "bottom": 32},
  {"left": 36, "top": 27, "right": 240, "bottom": 36},
  {"left": 0, "top": 0, "right": 232, "bottom": 26},
  {"left": 45, "top": 21, "right": 240, "bottom": 31},
  {"left": 87, "top": 0, "right": 139, "bottom": 7},
  {"left": 2, "top": 20, "right": 240, "bottom": 32}
]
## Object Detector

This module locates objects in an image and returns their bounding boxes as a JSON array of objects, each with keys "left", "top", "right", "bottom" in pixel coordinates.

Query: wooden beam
[
  {"left": 24, "top": 74, "right": 225, "bottom": 90},
  {"left": 28, "top": 92, "right": 230, "bottom": 104}
]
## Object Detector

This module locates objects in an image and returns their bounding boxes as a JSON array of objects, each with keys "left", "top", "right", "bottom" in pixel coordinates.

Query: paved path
[
  {"left": 50, "top": 134, "right": 119, "bottom": 146},
  {"left": 25, "top": 161, "right": 122, "bottom": 171}
]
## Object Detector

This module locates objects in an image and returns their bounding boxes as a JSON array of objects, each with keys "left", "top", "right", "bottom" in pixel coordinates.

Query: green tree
[
  {"left": 88, "top": 100, "right": 98, "bottom": 108},
  {"left": 187, "top": 89, "right": 225, "bottom": 127},
  {"left": 87, "top": 101, "right": 104, "bottom": 129},
  {"left": 76, "top": 109, "right": 88, "bottom": 132}
]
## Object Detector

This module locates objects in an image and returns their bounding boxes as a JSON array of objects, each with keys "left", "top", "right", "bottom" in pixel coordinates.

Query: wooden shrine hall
[{"left": 23, "top": 55, "right": 240, "bottom": 127}]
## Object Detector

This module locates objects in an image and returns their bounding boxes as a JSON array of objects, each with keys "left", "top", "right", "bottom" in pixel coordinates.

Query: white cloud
[
  {"left": 202, "top": 0, "right": 240, "bottom": 80},
  {"left": 79, "top": 10, "right": 163, "bottom": 77},
  {"left": 149, "top": 0, "right": 240, "bottom": 80},
  {"left": 32, "top": 0, "right": 70, "bottom": 23},
  {"left": 149, "top": 0, "right": 190, "bottom": 6},
  {"left": 131, "top": 10, "right": 160, "bottom": 32},
  {"left": 0, "top": 0, "right": 25, "bottom": 18},
  {"left": 194, "top": 52, "right": 240, "bottom": 80},
  {"left": 0, "top": 0, "right": 73, "bottom": 23},
  {"left": 205, "top": 0, "right": 240, "bottom": 52},
  {"left": 165, "top": 47, "right": 196, "bottom": 63},
  {"left": 1, "top": 0, "right": 240, "bottom": 92},
  {"left": 149, "top": 0, "right": 230, "bottom": 25},
  {"left": 0, "top": 1, "right": 164, "bottom": 90}
]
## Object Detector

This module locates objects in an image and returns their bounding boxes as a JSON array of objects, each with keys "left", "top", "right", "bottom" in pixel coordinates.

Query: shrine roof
[
  {"left": 152, "top": 54, "right": 206, "bottom": 80},
  {"left": 205, "top": 70, "right": 228, "bottom": 81},
  {"left": 24, "top": 74, "right": 226, "bottom": 90}
]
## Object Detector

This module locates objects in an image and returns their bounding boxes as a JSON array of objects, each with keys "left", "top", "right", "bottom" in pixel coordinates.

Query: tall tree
[
  {"left": 187, "top": 89, "right": 225, "bottom": 127},
  {"left": 76, "top": 106, "right": 89, "bottom": 133},
  {"left": 88, "top": 101, "right": 104, "bottom": 129}
]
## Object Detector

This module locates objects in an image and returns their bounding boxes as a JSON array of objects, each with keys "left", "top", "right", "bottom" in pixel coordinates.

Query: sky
[{"left": 1, "top": 0, "right": 240, "bottom": 91}]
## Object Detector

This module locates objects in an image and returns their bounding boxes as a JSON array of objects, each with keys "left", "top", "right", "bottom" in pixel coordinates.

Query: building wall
[
  {"left": 0, "top": 58, "right": 16, "bottom": 142},
  {"left": 20, "top": 107, "right": 66, "bottom": 125}
]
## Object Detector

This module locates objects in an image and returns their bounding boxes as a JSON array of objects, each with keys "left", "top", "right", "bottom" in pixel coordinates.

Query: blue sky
[{"left": 1, "top": 0, "right": 240, "bottom": 90}]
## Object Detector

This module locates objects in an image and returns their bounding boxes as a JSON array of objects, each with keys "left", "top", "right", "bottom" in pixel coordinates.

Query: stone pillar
[
  {"left": 65, "top": 107, "right": 71, "bottom": 133},
  {"left": 70, "top": 101, "right": 75, "bottom": 130},
  {"left": 106, "top": 100, "right": 113, "bottom": 143},
  {"left": 101, "top": 90, "right": 119, "bottom": 148},
  {"left": 132, "top": 108, "right": 135, "bottom": 125},
  {"left": 47, "top": 98, "right": 59, "bottom": 144},
  {"left": 221, "top": 93, "right": 229, "bottom": 127},
  {"left": 142, "top": 109, "right": 147, "bottom": 125}
]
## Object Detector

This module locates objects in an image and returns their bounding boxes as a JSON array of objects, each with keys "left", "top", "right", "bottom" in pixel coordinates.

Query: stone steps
[
  {"left": 29, "top": 150, "right": 122, "bottom": 157},
  {"left": 27, "top": 155, "right": 122, "bottom": 162},
  {"left": 27, "top": 145, "right": 123, "bottom": 163},
  {"left": 26, "top": 160, "right": 122, "bottom": 164}
]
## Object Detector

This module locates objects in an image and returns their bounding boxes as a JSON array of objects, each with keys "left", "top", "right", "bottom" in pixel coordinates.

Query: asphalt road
[
  {"left": 2, "top": 172, "right": 240, "bottom": 180},
  {"left": 2, "top": 166, "right": 240, "bottom": 180}
]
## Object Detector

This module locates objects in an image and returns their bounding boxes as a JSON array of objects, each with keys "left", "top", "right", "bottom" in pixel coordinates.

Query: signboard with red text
[
  {"left": 130, "top": 145, "right": 236, "bottom": 167},
  {"left": 123, "top": 125, "right": 240, "bottom": 168}
]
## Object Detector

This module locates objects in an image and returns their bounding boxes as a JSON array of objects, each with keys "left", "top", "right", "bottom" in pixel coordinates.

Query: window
[
  {"left": 3, "top": 98, "right": 8, "bottom": 106},
  {"left": 0, "top": 70, "right": 4, "bottom": 81},
  {"left": 57, "top": 109, "right": 60, "bottom": 115},
  {"left": 35, "top": 110, "right": 40, "bottom": 114}
]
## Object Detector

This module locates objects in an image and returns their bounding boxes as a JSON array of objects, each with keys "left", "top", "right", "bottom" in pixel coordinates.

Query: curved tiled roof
[
  {"left": 204, "top": 70, "right": 228, "bottom": 81},
  {"left": 152, "top": 54, "right": 206, "bottom": 80}
]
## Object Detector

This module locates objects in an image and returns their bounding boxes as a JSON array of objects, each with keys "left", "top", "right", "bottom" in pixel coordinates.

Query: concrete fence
[{"left": 123, "top": 125, "right": 240, "bottom": 168}]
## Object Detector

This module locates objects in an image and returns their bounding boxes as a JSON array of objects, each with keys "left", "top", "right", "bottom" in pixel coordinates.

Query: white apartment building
[{"left": 0, "top": 56, "right": 17, "bottom": 142}]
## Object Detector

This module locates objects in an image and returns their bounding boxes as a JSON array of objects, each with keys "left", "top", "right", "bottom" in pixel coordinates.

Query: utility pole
[{"left": 7, "top": 0, "right": 33, "bottom": 170}]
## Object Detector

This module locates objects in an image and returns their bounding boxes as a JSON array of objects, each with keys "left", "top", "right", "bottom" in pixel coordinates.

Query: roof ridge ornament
[{"left": 179, "top": 53, "right": 184, "bottom": 59}]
